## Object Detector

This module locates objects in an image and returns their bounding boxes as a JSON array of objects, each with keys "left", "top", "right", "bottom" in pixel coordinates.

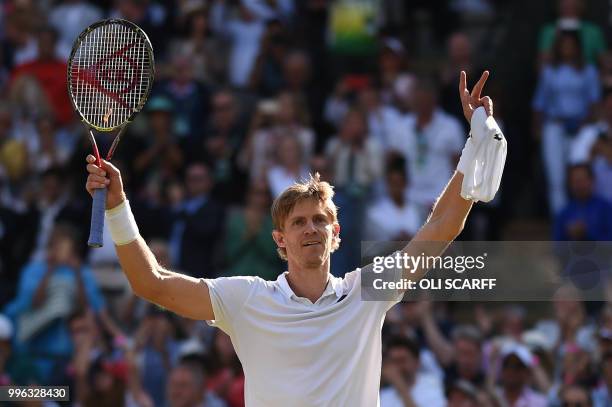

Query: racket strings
[{"left": 69, "top": 21, "right": 152, "bottom": 130}]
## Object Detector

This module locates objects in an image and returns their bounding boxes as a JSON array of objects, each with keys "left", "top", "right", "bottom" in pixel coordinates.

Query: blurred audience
[
  {"left": 0, "top": 1, "right": 610, "bottom": 403},
  {"left": 3, "top": 224, "right": 106, "bottom": 380},
  {"left": 495, "top": 344, "right": 547, "bottom": 407},
  {"left": 365, "top": 161, "right": 420, "bottom": 241},
  {"left": 387, "top": 78, "right": 464, "bottom": 222},
  {"left": 380, "top": 336, "right": 446, "bottom": 407},
  {"left": 169, "top": 162, "right": 224, "bottom": 278},
  {"left": 553, "top": 164, "right": 612, "bottom": 241},
  {"left": 537, "top": 0, "right": 607, "bottom": 67},
  {"left": 224, "top": 180, "right": 282, "bottom": 280},
  {"left": 532, "top": 30, "right": 601, "bottom": 215}
]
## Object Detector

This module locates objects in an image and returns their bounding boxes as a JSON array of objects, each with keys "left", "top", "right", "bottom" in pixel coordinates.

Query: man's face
[
  {"left": 501, "top": 355, "right": 528, "bottom": 391},
  {"left": 455, "top": 339, "right": 482, "bottom": 378},
  {"left": 273, "top": 199, "right": 339, "bottom": 269},
  {"left": 167, "top": 368, "right": 203, "bottom": 407}
]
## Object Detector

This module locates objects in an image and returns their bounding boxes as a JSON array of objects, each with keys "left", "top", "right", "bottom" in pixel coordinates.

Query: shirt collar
[{"left": 277, "top": 272, "right": 344, "bottom": 303}]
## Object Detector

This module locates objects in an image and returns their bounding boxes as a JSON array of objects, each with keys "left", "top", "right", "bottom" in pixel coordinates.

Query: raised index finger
[
  {"left": 459, "top": 70, "right": 467, "bottom": 98},
  {"left": 470, "top": 70, "right": 489, "bottom": 99}
]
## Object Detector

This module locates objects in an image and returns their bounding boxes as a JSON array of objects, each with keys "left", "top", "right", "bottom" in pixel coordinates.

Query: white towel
[{"left": 457, "top": 107, "right": 507, "bottom": 202}]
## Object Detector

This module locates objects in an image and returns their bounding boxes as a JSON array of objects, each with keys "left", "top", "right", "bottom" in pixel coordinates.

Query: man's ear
[
  {"left": 333, "top": 223, "right": 340, "bottom": 237},
  {"left": 272, "top": 230, "right": 285, "bottom": 247}
]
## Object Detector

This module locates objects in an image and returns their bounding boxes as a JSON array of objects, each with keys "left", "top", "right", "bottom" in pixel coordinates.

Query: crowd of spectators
[{"left": 0, "top": 0, "right": 611, "bottom": 406}]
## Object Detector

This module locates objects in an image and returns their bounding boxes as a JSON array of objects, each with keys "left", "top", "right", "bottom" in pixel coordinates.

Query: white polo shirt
[{"left": 205, "top": 267, "right": 402, "bottom": 406}]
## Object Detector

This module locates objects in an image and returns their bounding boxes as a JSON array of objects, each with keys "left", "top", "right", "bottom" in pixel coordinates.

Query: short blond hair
[{"left": 271, "top": 173, "right": 340, "bottom": 260}]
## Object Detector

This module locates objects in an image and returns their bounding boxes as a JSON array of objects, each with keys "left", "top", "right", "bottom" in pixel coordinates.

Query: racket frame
[{"left": 67, "top": 18, "right": 155, "bottom": 247}]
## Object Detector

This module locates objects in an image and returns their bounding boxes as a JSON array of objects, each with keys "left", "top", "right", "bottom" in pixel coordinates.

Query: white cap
[
  {"left": 522, "top": 329, "right": 554, "bottom": 352},
  {"left": 178, "top": 338, "right": 206, "bottom": 358},
  {"left": 501, "top": 342, "right": 533, "bottom": 368},
  {"left": 0, "top": 314, "right": 13, "bottom": 340}
]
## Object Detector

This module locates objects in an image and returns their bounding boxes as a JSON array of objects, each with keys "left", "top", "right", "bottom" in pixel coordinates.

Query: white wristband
[{"left": 105, "top": 200, "right": 140, "bottom": 246}]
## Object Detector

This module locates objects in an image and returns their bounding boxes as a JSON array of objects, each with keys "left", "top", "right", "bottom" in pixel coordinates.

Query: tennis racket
[{"left": 67, "top": 19, "right": 154, "bottom": 247}]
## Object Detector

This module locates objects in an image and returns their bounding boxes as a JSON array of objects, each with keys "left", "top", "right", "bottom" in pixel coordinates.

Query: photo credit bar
[{"left": 360, "top": 241, "right": 612, "bottom": 302}]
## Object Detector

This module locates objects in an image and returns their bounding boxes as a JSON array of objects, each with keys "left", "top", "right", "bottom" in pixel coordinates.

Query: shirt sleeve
[{"left": 204, "top": 276, "right": 260, "bottom": 335}]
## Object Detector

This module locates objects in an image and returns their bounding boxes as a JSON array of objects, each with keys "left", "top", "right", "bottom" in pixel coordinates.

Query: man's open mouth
[{"left": 302, "top": 241, "right": 321, "bottom": 247}]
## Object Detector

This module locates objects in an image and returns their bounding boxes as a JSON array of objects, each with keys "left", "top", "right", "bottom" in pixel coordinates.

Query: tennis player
[{"left": 85, "top": 71, "right": 506, "bottom": 406}]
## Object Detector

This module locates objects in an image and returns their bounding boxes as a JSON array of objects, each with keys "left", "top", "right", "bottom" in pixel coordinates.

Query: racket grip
[{"left": 88, "top": 188, "right": 107, "bottom": 248}]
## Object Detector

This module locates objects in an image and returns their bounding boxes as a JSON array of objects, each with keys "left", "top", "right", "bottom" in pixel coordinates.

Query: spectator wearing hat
[
  {"left": 496, "top": 344, "right": 547, "bottom": 407},
  {"left": 380, "top": 336, "right": 446, "bottom": 407}
]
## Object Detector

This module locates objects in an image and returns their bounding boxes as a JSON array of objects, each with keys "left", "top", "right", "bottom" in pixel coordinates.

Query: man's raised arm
[
  {"left": 85, "top": 155, "right": 214, "bottom": 321},
  {"left": 402, "top": 71, "right": 507, "bottom": 280}
]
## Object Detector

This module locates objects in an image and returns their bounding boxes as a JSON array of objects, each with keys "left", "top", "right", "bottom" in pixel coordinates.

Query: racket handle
[{"left": 88, "top": 188, "right": 107, "bottom": 248}]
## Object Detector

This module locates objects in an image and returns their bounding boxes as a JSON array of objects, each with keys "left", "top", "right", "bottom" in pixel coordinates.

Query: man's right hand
[{"left": 85, "top": 154, "right": 126, "bottom": 210}]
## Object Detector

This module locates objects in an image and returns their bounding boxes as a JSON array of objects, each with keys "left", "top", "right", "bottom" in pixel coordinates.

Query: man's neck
[{"left": 286, "top": 261, "right": 330, "bottom": 303}]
